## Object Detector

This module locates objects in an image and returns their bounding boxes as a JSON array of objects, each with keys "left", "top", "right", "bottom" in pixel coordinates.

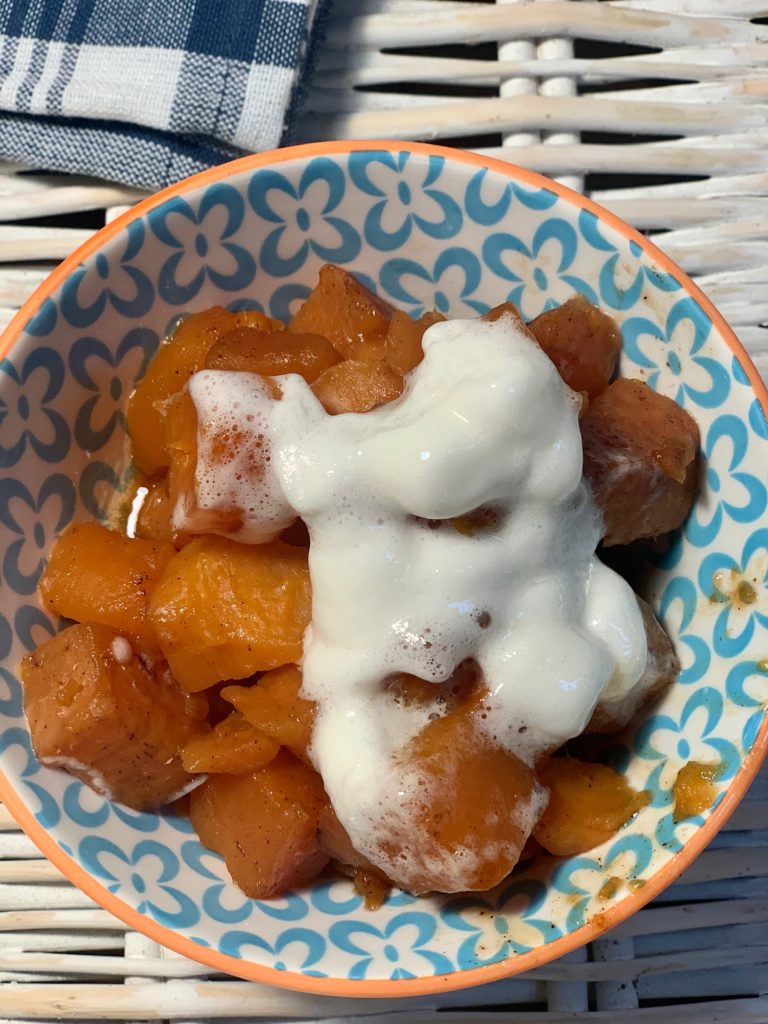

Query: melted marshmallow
[{"left": 186, "top": 315, "right": 647, "bottom": 890}]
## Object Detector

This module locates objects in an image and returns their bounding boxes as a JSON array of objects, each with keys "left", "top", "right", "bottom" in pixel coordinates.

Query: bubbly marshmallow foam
[{"left": 185, "top": 315, "right": 648, "bottom": 891}]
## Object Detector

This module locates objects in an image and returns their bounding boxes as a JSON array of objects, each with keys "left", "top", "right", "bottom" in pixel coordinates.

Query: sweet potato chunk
[
  {"left": 289, "top": 265, "right": 393, "bottom": 359},
  {"left": 533, "top": 757, "right": 649, "bottom": 856},
  {"left": 205, "top": 327, "right": 342, "bottom": 383},
  {"left": 39, "top": 523, "right": 174, "bottom": 647},
  {"left": 134, "top": 480, "right": 174, "bottom": 544},
  {"left": 181, "top": 711, "right": 280, "bottom": 774},
  {"left": 382, "top": 694, "right": 542, "bottom": 894},
  {"left": 222, "top": 664, "right": 315, "bottom": 764},
  {"left": 165, "top": 386, "right": 292, "bottom": 545},
  {"left": 233, "top": 310, "right": 283, "bottom": 332},
  {"left": 582, "top": 378, "right": 700, "bottom": 545},
  {"left": 312, "top": 359, "right": 403, "bottom": 414},
  {"left": 384, "top": 310, "right": 445, "bottom": 375},
  {"left": 20, "top": 623, "right": 207, "bottom": 810},
  {"left": 148, "top": 537, "right": 311, "bottom": 692},
  {"left": 164, "top": 390, "right": 239, "bottom": 545},
  {"left": 588, "top": 595, "right": 680, "bottom": 733},
  {"left": 189, "top": 752, "right": 328, "bottom": 898},
  {"left": 528, "top": 296, "right": 622, "bottom": 400},
  {"left": 127, "top": 306, "right": 245, "bottom": 476},
  {"left": 483, "top": 301, "right": 532, "bottom": 335}
]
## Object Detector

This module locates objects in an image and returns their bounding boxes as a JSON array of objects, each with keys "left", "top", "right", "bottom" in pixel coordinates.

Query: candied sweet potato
[
  {"left": 148, "top": 537, "right": 311, "bottom": 692},
  {"left": 233, "top": 309, "right": 283, "bottom": 332},
  {"left": 312, "top": 359, "right": 403, "bottom": 414},
  {"left": 533, "top": 757, "right": 649, "bottom": 856},
  {"left": 127, "top": 306, "right": 246, "bottom": 476},
  {"left": 20, "top": 622, "right": 207, "bottom": 810},
  {"left": 164, "top": 390, "right": 197, "bottom": 528},
  {"left": 134, "top": 480, "right": 174, "bottom": 543},
  {"left": 588, "top": 595, "right": 680, "bottom": 733},
  {"left": 383, "top": 694, "right": 542, "bottom": 893},
  {"left": 318, "top": 801, "right": 387, "bottom": 877},
  {"left": 189, "top": 752, "right": 328, "bottom": 898},
  {"left": 222, "top": 664, "right": 315, "bottom": 764},
  {"left": 384, "top": 310, "right": 445, "bottom": 375},
  {"left": 39, "top": 523, "right": 174, "bottom": 647},
  {"left": 582, "top": 378, "right": 700, "bottom": 545},
  {"left": 165, "top": 385, "right": 291, "bottom": 545},
  {"left": 528, "top": 295, "right": 622, "bottom": 400},
  {"left": 181, "top": 711, "right": 280, "bottom": 774},
  {"left": 289, "top": 265, "right": 393, "bottom": 359},
  {"left": 483, "top": 301, "right": 532, "bottom": 335},
  {"left": 205, "top": 327, "right": 342, "bottom": 383}
]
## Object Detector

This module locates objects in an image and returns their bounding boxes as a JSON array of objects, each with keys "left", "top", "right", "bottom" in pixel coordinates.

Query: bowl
[{"left": 0, "top": 141, "right": 766, "bottom": 997}]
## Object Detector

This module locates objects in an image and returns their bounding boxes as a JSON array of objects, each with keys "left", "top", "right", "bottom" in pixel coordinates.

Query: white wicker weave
[{"left": 1, "top": 0, "right": 767, "bottom": 1020}]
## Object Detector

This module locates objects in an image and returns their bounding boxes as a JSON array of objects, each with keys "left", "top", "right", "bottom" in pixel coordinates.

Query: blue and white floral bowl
[{"left": 0, "top": 142, "right": 766, "bottom": 997}]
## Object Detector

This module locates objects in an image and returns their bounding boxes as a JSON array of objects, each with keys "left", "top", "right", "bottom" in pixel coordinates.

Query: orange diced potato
[
  {"left": 148, "top": 537, "right": 311, "bottom": 692},
  {"left": 533, "top": 757, "right": 649, "bottom": 856},
  {"left": 127, "top": 306, "right": 240, "bottom": 476},
  {"left": 312, "top": 359, "right": 403, "bottom": 414},
  {"left": 39, "top": 523, "right": 174, "bottom": 647},
  {"left": 581, "top": 378, "right": 700, "bottom": 545},
  {"left": 181, "top": 711, "right": 280, "bottom": 774},
  {"left": 189, "top": 752, "right": 328, "bottom": 898},
  {"left": 318, "top": 801, "right": 382, "bottom": 871},
  {"left": 528, "top": 295, "right": 622, "bottom": 401},
  {"left": 222, "top": 664, "right": 315, "bottom": 764},
  {"left": 20, "top": 622, "right": 207, "bottom": 810},
  {"left": 483, "top": 301, "right": 532, "bottom": 334},
  {"left": 164, "top": 391, "right": 197, "bottom": 539},
  {"left": 165, "top": 387, "right": 291, "bottom": 544},
  {"left": 165, "top": 390, "right": 248, "bottom": 543},
  {"left": 384, "top": 310, "right": 445, "bottom": 375},
  {"left": 588, "top": 596, "right": 679, "bottom": 733},
  {"left": 205, "top": 327, "right": 342, "bottom": 383},
  {"left": 289, "top": 265, "right": 393, "bottom": 359},
  {"left": 233, "top": 309, "right": 283, "bottom": 332},
  {"left": 379, "top": 692, "right": 540, "bottom": 894},
  {"left": 134, "top": 480, "right": 174, "bottom": 543}
]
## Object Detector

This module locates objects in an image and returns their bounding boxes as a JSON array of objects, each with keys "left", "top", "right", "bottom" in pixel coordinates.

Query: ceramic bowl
[{"left": 0, "top": 142, "right": 766, "bottom": 997}]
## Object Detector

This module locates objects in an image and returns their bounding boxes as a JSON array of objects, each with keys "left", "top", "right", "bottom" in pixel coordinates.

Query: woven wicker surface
[{"left": 0, "top": 0, "right": 767, "bottom": 1020}]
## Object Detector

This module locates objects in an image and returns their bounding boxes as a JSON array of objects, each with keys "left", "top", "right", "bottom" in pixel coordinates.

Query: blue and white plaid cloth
[{"left": 0, "top": 0, "right": 330, "bottom": 189}]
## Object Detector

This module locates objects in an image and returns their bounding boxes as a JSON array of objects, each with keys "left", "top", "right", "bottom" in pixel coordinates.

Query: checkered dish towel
[{"left": 0, "top": 0, "right": 330, "bottom": 190}]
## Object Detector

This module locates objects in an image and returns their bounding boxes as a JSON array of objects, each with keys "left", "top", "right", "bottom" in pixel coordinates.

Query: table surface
[{"left": 0, "top": 1, "right": 766, "bottom": 1021}]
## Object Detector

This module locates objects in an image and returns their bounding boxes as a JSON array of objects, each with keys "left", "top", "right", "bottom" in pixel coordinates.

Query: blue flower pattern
[
  {"left": 0, "top": 150, "right": 765, "bottom": 981},
  {"left": 482, "top": 218, "right": 599, "bottom": 319},
  {"left": 623, "top": 297, "right": 730, "bottom": 409},
  {"left": 0, "top": 347, "right": 69, "bottom": 467},
  {"left": 249, "top": 158, "right": 360, "bottom": 277},
  {"left": 380, "top": 248, "right": 485, "bottom": 317},
  {"left": 61, "top": 220, "right": 154, "bottom": 327},
  {"left": 70, "top": 328, "right": 158, "bottom": 452},
  {"left": 149, "top": 185, "right": 256, "bottom": 303},
  {"left": 350, "top": 151, "right": 462, "bottom": 250},
  {"left": 551, "top": 835, "right": 654, "bottom": 930},
  {"left": 442, "top": 879, "right": 562, "bottom": 968},
  {"left": 329, "top": 912, "right": 452, "bottom": 979},
  {"left": 685, "top": 416, "right": 766, "bottom": 547},
  {"left": 698, "top": 529, "right": 768, "bottom": 658}
]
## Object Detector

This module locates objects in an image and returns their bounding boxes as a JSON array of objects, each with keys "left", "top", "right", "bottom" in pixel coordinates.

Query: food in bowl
[{"left": 20, "top": 262, "right": 701, "bottom": 902}]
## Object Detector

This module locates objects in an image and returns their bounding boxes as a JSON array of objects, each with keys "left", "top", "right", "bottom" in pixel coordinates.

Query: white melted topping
[{"left": 185, "top": 316, "right": 647, "bottom": 890}]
